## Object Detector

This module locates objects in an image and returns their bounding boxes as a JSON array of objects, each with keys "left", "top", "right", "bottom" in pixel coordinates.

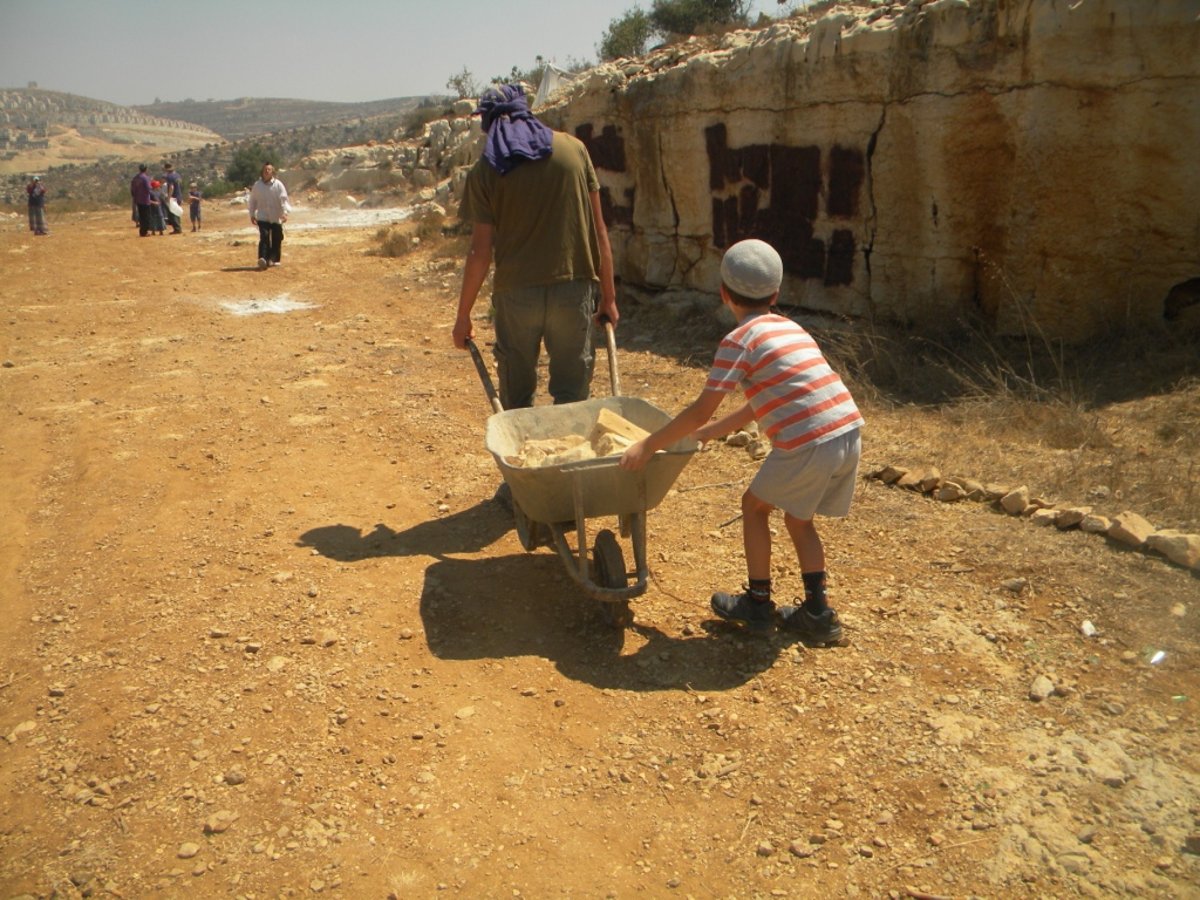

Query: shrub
[
  {"left": 599, "top": 8, "right": 655, "bottom": 59},
  {"left": 373, "top": 208, "right": 448, "bottom": 258},
  {"left": 402, "top": 103, "right": 448, "bottom": 139},
  {"left": 225, "top": 144, "right": 278, "bottom": 189},
  {"left": 650, "top": 0, "right": 749, "bottom": 35},
  {"left": 202, "top": 178, "right": 238, "bottom": 198},
  {"left": 446, "top": 67, "right": 481, "bottom": 100}
]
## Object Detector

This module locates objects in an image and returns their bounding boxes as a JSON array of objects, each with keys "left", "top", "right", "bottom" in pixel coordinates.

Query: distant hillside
[
  {"left": 0, "top": 103, "right": 440, "bottom": 208},
  {"left": 0, "top": 87, "right": 223, "bottom": 175},
  {"left": 136, "top": 97, "right": 430, "bottom": 141}
]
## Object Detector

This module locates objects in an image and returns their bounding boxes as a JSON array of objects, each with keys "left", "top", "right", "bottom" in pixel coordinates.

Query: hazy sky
[{"left": 0, "top": 0, "right": 783, "bottom": 107}]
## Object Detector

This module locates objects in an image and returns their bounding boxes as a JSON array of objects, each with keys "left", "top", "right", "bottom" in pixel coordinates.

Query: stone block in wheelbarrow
[{"left": 484, "top": 397, "right": 696, "bottom": 526}]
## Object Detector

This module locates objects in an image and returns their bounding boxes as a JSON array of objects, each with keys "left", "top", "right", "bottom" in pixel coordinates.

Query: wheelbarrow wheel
[
  {"left": 593, "top": 529, "right": 632, "bottom": 628},
  {"left": 513, "top": 501, "right": 545, "bottom": 552}
]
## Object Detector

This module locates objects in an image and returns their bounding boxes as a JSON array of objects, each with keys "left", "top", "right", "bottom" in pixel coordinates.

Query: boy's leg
[
  {"left": 783, "top": 514, "right": 825, "bottom": 575},
  {"left": 752, "top": 433, "right": 859, "bottom": 644},
  {"left": 777, "top": 515, "right": 841, "bottom": 643},
  {"left": 742, "top": 490, "right": 774, "bottom": 581},
  {"left": 711, "top": 490, "right": 776, "bottom": 631},
  {"left": 784, "top": 513, "right": 832, "bottom": 616}
]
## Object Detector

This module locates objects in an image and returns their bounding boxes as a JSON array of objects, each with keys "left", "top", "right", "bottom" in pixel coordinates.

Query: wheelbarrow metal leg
[{"left": 572, "top": 473, "right": 588, "bottom": 581}]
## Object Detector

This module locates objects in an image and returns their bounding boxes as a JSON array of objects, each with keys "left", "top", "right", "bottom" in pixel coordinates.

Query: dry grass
[
  {"left": 372, "top": 208, "right": 449, "bottom": 258},
  {"left": 818, "top": 318, "right": 1200, "bottom": 531}
]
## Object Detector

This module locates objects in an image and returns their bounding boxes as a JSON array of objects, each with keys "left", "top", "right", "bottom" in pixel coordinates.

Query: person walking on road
[
  {"left": 452, "top": 83, "right": 617, "bottom": 411},
  {"left": 162, "top": 162, "right": 184, "bottom": 234},
  {"left": 131, "top": 164, "right": 154, "bottom": 237},
  {"left": 26, "top": 176, "right": 48, "bottom": 235},
  {"left": 248, "top": 163, "right": 290, "bottom": 269}
]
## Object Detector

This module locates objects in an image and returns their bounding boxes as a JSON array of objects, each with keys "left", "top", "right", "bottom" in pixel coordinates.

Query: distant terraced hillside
[
  {"left": 136, "top": 96, "right": 428, "bottom": 141},
  {"left": 0, "top": 88, "right": 223, "bottom": 175}
]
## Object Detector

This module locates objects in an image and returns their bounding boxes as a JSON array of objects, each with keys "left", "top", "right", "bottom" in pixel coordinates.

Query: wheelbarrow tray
[{"left": 485, "top": 397, "right": 695, "bottom": 525}]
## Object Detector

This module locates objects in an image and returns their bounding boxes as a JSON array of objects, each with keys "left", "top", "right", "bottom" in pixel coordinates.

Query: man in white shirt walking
[{"left": 248, "top": 163, "right": 291, "bottom": 269}]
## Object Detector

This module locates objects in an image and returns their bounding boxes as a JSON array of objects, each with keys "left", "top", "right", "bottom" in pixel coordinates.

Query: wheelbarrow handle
[
  {"left": 468, "top": 317, "right": 618, "bottom": 411},
  {"left": 465, "top": 339, "right": 504, "bottom": 414},
  {"left": 600, "top": 316, "right": 621, "bottom": 398}
]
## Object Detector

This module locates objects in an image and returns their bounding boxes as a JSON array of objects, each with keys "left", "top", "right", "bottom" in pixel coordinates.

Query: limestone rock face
[{"left": 534, "top": 0, "right": 1200, "bottom": 340}]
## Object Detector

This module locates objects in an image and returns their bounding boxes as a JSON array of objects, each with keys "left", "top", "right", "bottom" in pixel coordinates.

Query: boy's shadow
[
  {"left": 418, "top": 553, "right": 781, "bottom": 692},
  {"left": 298, "top": 501, "right": 782, "bottom": 691},
  {"left": 220, "top": 265, "right": 271, "bottom": 272}
]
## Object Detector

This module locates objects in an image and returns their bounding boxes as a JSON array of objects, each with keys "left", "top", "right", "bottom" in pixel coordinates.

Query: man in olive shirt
[{"left": 452, "top": 84, "right": 617, "bottom": 410}]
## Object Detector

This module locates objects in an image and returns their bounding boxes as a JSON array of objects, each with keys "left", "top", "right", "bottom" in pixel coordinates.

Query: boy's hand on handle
[
  {"left": 692, "top": 423, "right": 717, "bottom": 447},
  {"left": 620, "top": 439, "right": 653, "bottom": 472}
]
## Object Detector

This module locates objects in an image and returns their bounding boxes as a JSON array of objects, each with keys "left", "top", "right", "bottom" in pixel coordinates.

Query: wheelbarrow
[{"left": 465, "top": 322, "right": 696, "bottom": 626}]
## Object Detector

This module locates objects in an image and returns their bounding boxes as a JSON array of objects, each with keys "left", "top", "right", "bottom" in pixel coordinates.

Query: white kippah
[{"left": 720, "top": 239, "right": 783, "bottom": 300}]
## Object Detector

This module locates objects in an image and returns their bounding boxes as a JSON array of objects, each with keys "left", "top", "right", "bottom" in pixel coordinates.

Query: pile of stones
[{"left": 867, "top": 464, "right": 1200, "bottom": 573}]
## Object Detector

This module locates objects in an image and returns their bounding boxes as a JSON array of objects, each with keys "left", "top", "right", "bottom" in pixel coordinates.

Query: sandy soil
[{"left": 1, "top": 204, "right": 1198, "bottom": 899}]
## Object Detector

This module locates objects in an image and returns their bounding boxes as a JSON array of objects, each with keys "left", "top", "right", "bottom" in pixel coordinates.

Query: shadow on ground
[
  {"left": 416, "top": 553, "right": 782, "bottom": 692},
  {"left": 297, "top": 501, "right": 783, "bottom": 692},
  {"left": 297, "top": 500, "right": 509, "bottom": 561}
]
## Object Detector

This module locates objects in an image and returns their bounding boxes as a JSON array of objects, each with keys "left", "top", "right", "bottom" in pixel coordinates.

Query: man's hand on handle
[{"left": 452, "top": 314, "right": 475, "bottom": 350}]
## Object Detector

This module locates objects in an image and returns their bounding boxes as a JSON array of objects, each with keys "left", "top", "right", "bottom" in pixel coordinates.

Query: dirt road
[{"left": 2, "top": 205, "right": 1197, "bottom": 898}]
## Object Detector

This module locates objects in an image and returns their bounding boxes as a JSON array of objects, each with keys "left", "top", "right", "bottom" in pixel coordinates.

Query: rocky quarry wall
[
  {"left": 347, "top": 0, "right": 1198, "bottom": 340},
  {"left": 537, "top": 0, "right": 1200, "bottom": 340}
]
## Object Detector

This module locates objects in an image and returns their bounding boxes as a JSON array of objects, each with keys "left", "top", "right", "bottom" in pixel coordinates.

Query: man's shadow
[
  {"left": 220, "top": 266, "right": 271, "bottom": 272},
  {"left": 297, "top": 500, "right": 510, "bottom": 561}
]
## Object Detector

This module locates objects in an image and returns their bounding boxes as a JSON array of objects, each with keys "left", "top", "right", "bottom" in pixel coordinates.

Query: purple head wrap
[{"left": 475, "top": 84, "right": 554, "bottom": 175}]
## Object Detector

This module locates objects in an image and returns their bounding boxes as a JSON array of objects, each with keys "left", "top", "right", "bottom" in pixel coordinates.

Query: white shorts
[{"left": 748, "top": 428, "right": 861, "bottom": 520}]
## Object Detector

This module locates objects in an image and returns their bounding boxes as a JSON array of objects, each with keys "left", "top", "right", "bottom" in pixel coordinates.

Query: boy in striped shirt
[{"left": 620, "top": 239, "right": 862, "bottom": 642}]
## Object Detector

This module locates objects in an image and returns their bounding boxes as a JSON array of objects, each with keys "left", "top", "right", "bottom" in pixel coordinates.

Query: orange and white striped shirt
[{"left": 706, "top": 312, "right": 863, "bottom": 451}]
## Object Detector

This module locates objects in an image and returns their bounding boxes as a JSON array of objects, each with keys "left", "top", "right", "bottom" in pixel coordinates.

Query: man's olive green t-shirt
[{"left": 459, "top": 130, "right": 602, "bottom": 292}]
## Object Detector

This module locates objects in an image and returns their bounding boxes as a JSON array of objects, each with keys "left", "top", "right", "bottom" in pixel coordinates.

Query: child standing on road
[
  {"left": 188, "top": 183, "right": 203, "bottom": 231},
  {"left": 620, "top": 239, "right": 863, "bottom": 643},
  {"left": 149, "top": 180, "right": 166, "bottom": 235}
]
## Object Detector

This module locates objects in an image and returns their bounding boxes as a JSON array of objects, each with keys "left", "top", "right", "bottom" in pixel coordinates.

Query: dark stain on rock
[
  {"left": 576, "top": 123, "right": 626, "bottom": 172},
  {"left": 827, "top": 145, "right": 864, "bottom": 218},
  {"left": 577, "top": 123, "right": 633, "bottom": 228},
  {"left": 825, "top": 229, "right": 856, "bottom": 286},
  {"left": 707, "top": 123, "right": 863, "bottom": 286}
]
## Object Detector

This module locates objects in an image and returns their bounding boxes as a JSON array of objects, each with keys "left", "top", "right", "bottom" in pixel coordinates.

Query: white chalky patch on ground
[
  {"left": 221, "top": 295, "right": 317, "bottom": 316},
  {"left": 287, "top": 207, "right": 411, "bottom": 230},
  {"left": 237, "top": 206, "right": 412, "bottom": 235}
]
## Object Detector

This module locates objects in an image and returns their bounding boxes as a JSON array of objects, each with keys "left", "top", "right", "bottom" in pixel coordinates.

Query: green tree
[
  {"left": 598, "top": 8, "right": 655, "bottom": 60},
  {"left": 225, "top": 144, "right": 277, "bottom": 189},
  {"left": 650, "top": 0, "right": 749, "bottom": 35},
  {"left": 446, "top": 67, "right": 480, "bottom": 99}
]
